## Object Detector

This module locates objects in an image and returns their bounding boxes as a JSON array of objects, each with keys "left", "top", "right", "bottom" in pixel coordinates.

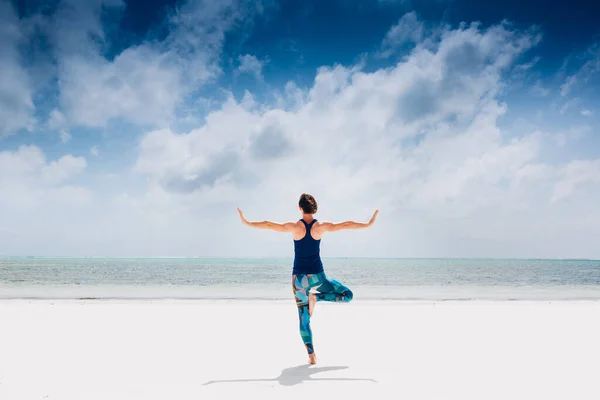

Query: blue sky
[{"left": 1, "top": 0, "right": 600, "bottom": 258}]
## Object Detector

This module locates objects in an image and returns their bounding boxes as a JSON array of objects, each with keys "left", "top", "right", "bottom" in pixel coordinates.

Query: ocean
[{"left": 1, "top": 257, "right": 599, "bottom": 301}]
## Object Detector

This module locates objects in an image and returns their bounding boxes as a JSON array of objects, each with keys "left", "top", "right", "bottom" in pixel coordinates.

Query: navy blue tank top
[{"left": 292, "top": 219, "right": 324, "bottom": 275}]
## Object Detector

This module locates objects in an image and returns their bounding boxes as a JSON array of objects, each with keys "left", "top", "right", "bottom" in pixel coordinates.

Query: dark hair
[{"left": 299, "top": 193, "right": 318, "bottom": 214}]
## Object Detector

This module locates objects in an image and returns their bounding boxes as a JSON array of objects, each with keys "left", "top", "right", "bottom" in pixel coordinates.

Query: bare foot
[
  {"left": 308, "top": 353, "right": 317, "bottom": 365},
  {"left": 308, "top": 293, "right": 317, "bottom": 316}
]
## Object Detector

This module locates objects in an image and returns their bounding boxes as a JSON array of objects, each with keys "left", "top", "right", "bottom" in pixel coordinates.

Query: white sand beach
[{"left": 1, "top": 300, "right": 599, "bottom": 400}]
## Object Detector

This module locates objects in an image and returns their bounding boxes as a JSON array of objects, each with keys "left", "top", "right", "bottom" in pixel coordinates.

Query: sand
[{"left": 1, "top": 300, "right": 599, "bottom": 400}]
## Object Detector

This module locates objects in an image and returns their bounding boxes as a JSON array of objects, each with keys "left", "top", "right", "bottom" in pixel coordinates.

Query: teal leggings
[{"left": 292, "top": 272, "right": 353, "bottom": 354}]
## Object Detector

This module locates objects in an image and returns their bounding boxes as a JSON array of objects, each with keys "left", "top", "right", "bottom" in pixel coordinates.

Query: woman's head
[{"left": 298, "top": 193, "right": 318, "bottom": 214}]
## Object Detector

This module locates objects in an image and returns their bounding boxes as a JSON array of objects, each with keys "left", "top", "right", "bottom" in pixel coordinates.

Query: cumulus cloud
[
  {"left": 236, "top": 54, "right": 265, "bottom": 80},
  {"left": 47, "top": 109, "right": 72, "bottom": 143},
  {"left": 249, "top": 122, "right": 293, "bottom": 159},
  {"left": 1, "top": 0, "right": 266, "bottom": 134},
  {"left": 58, "top": 46, "right": 182, "bottom": 127},
  {"left": 553, "top": 125, "right": 590, "bottom": 146},
  {"left": 41, "top": 154, "right": 87, "bottom": 185},
  {"left": 54, "top": 0, "right": 249, "bottom": 128},
  {"left": 0, "top": 1, "right": 36, "bottom": 137},
  {"left": 380, "top": 11, "right": 424, "bottom": 56},
  {"left": 139, "top": 22, "right": 536, "bottom": 202},
  {"left": 134, "top": 100, "right": 263, "bottom": 195},
  {"left": 126, "top": 20, "right": 600, "bottom": 258},
  {"left": 2, "top": 11, "right": 599, "bottom": 258},
  {"left": 552, "top": 160, "right": 600, "bottom": 202},
  {"left": 0, "top": 146, "right": 99, "bottom": 256},
  {"left": 0, "top": 146, "right": 89, "bottom": 208}
]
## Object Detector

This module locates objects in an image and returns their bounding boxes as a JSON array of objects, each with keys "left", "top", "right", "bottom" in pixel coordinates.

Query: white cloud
[
  {"left": 58, "top": 47, "right": 183, "bottom": 127},
  {"left": 553, "top": 125, "right": 590, "bottom": 146},
  {"left": 236, "top": 54, "right": 265, "bottom": 79},
  {"left": 515, "top": 56, "right": 540, "bottom": 71},
  {"left": 1, "top": 13, "right": 599, "bottom": 258},
  {"left": 560, "top": 75, "right": 577, "bottom": 97},
  {"left": 559, "top": 98, "right": 578, "bottom": 115},
  {"left": 90, "top": 146, "right": 99, "bottom": 156},
  {"left": 41, "top": 154, "right": 87, "bottom": 185},
  {"left": 47, "top": 109, "right": 72, "bottom": 143},
  {"left": 560, "top": 44, "right": 600, "bottom": 97},
  {"left": 124, "top": 20, "right": 600, "bottom": 258},
  {"left": 581, "top": 109, "right": 593, "bottom": 117},
  {"left": 0, "top": 1, "right": 36, "bottom": 137},
  {"left": 52, "top": 0, "right": 180, "bottom": 128},
  {"left": 380, "top": 12, "right": 424, "bottom": 56},
  {"left": 552, "top": 160, "right": 600, "bottom": 202},
  {"left": 0, "top": 146, "right": 90, "bottom": 207},
  {"left": 530, "top": 80, "right": 550, "bottom": 97},
  {"left": 0, "top": 146, "right": 45, "bottom": 181},
  {"left": 21, "top": 0, "right": 263, "bottom": 129},
  {"left": 51, "top": 0, "right": 125, "bottom": 56},
  {"left": 0, "top": 145, "right": 94, "bottom": 256}
]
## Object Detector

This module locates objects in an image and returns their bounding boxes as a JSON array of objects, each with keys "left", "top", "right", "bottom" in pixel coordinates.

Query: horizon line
[{"left": 0, "top": 256, "right": 598, "bottom": 261}]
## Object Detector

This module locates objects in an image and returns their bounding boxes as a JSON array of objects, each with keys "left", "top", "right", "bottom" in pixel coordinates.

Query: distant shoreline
[{"left": 2, "top": 298, "right": 600, "bottom": 304}]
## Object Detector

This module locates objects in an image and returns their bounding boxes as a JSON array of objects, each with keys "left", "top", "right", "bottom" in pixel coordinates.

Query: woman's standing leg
[{"left": 292, "top": 274, "right": 317, "bottom": 363}]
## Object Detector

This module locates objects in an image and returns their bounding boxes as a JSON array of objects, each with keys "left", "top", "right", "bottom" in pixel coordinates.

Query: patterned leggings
[{"left": 292, "top": 272, "right": 353, "bottom": 354}]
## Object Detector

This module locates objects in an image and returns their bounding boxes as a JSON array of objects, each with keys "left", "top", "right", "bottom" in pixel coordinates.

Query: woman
[{"left": 237, "top": 193, "right": 378, "bottom": 364}]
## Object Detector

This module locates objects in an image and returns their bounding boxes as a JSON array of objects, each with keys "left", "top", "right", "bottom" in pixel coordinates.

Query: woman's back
[{"left": 293, "top": 219, "right": 324, "bottom": 275}]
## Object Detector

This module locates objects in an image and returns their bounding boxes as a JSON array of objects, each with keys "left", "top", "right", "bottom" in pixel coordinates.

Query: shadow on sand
[{"left": 203, "top": 364, "right": 377, "bottom": 387}]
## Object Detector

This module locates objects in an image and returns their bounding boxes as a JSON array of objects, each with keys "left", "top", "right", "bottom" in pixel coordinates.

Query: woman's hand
[
  {"left": 368, "top": 209, "right": 379, "bottom": 226},
  {"left": 237, "top": 208, "right": 248, "bottom": 225}
]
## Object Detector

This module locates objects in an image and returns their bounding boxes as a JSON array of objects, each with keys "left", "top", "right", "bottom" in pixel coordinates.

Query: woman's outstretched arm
[
  {"left": 320, "top": 210, "right": 379, "bottom": 232},
  {"left": 237, "top": 208, "right": 297, "bottom": 233}
]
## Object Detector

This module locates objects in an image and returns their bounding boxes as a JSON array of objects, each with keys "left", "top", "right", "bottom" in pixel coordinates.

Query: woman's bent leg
[{"left": 315, "top": 276, "right": 353, "bottom": 303}]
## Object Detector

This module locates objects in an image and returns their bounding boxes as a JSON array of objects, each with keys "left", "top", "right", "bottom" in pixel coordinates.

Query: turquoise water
[{"left": 1, "top": 257, "right": 599, "bottom": 300}]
